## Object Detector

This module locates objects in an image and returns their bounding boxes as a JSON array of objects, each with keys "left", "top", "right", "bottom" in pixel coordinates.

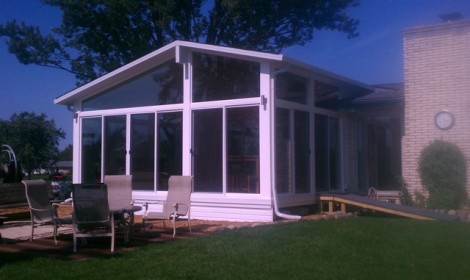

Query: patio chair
[
  {"left": 23, "top": 179, "right": 72, "bottom": 244},
  {"left": 104, "top": 175, "right": 135, "bottom": 243},
  {"left": 104, "top": 175, "right": 133, "bottom": 210},
  {"left": 72, "top": 183, "right": 115, "bottom": 252},
  {"left": 142, "top": 176, "right": 192, "bottom": 237}
]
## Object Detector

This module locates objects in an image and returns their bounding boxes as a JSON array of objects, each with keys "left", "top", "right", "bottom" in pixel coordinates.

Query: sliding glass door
[
  {"left": 192, "top": 109, "right": 223, "bottom": 192},
  {"left": 226, "top": 106, "right": 260, "bottom": 193},
  {"left": 104, "top": 115, "right": 127, "bottom": 175},
  {"left": 315, "top": 114, "right": 341, "bottom": 192},
  {"left": 80, "top": 112, "right": 182, "bottom": 191},
  {"left": 157, "top": 112, "right": 182, "bottom": 191},
  {"left": 275, "top": 108, "right": 311, "bottom": 194},
  {"left": 131, "top": 113, "right": 155, "bottom": 190}
]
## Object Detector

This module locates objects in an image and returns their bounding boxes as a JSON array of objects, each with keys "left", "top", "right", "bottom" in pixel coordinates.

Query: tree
[
  {"left": 0, "top": 112, "right": 65, "bottom": 179},
  {"left": 59, "top": 144, "right": 73, "bottom": 161},
  {"left": 0, "top": 0, "right": 359, "bottom": 85}
]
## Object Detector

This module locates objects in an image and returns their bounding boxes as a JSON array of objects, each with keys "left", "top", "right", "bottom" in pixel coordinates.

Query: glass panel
[
  {"left": 315, "top": 114, "right": 329, "bottom": 192},
  {"left": 81, "top": 118, "right": 102, "bottom": 183},
  {"left": 227, "top": 107, "right": 260, "bottom": 193},
  {"left": 104, "top": 115, "right": 127, "bottom": 175},
  {"left": 275, "top": 72, "right": 308, "bottom": 104},
  {"left": 294, "top": 111, "right": 310, "bottom": 193},
  {"left": 83, "top": 60, "right": 183, "bottom": 110},
  {"left": 275, "top": 108, "right": 292, "bottom": 194},
  {"left": 192, "top": 52, "right": 260, "bottom": 102},
  {"left": 315, "top": 114, "right": 341, "bottom": 192},
  {"left": 329, "top": 117, "right": 341, "bottom": 189},
  {"left": 157, "top": 112, "right": 183, "bottom": 191},
  {"left": 193, "top": 109, "right": 223, "bottom": 192},
  {"left": 131, "top": 113, "right": 155, "bottom": 191},
  {"left": 315, "top": 81, "right": 339, "bottom": 110}
]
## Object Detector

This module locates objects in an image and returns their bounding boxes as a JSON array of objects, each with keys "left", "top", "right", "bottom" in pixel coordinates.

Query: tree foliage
[
  {"left": 0, "top": 0, "right": 359, "bottom": 84},
  {"left": 0, "top": 112, "right": 65, "bottom": 178},
  {"left": 59, "top": 144, "right": 73, "bottom": 161},
  {"left": 418, "top": 139, "right": 468, "bottom": 209}
]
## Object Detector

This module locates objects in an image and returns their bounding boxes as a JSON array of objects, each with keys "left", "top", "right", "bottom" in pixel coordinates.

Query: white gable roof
[{"left": 54, "top": 40, "right": 371, "bottom": 105}]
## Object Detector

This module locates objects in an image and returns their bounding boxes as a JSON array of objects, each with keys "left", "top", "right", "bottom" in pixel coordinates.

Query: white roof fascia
[
  {"left": 55, "top": 41, "right": 285, "bottom": 105},
  {"left": 281, "top": 56, "right": 373, "bottom": 92},
  {"left": 54, "top": 40, "right": 370, "bottom": 105},
  {"left": 176, "top": 40, "right": 283, "bottom": 61}
]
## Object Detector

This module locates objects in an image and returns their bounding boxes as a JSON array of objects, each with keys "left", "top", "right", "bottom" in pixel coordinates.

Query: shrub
[
  {"left": 398, "top": 178, "right": 414, "bottom": 206},
  {"left": 418, "top": 139, "right": 468, "bottom": 209},
  {"left": 413, "top": 191, "right": 427, "bottom": 208}
]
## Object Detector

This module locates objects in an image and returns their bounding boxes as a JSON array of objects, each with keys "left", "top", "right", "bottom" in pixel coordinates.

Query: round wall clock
[{"left": 435, "top": 111, "right": 454, "bottom": 130}]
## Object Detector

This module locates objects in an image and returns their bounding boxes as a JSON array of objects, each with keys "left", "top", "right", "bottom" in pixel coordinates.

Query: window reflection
[
  {"left": 193, "top": 52, "right": 260, "bottom": 102},
  {"left": 314, "top": 81, "right": 339, "bottom": 110},
  {"left": 275, "top": 108, "right": 311, "bottom": 194},
  {"left": 294, "top": 111, "right": 310, "bottom": 193},
  {"left": 315, "top": 114, "right": 341, "bottom": 191},
  {"left": 104, "top": 115, "right": 126, "bottom": 175},
  {"left": 275, "top": 108, "right": 292, "bottom": 194},
  {"left": 192, "top": 109, "right": 223, "bottom": 192},
  {"left": 275, "top": 72, "right": 308, "bottom": 104},
  {"left": 157, "top": 112, "right": 183, "bottom": 191},
  {"left": 131, "top": 114, "right": 155, "bottom": 191},
  {"left": 83, "top": 60, "right": 183, "bottom": 110},
  {"left": 81, "top": 118, "right": 102, "bottom": 183}
]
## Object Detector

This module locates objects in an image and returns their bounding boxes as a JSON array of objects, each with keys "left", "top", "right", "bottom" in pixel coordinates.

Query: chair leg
[
  {"left": 188, "top": 209, "right": 191, "bottom": 233},
  {"left": 123, "top": 223, "right": 130, "bottom": 246},
  {"left": 73, "top": 229, "right": 77, "bottom": 253},
  {"left": 110, "top": 215, "right": 115, "bottom": 253},
  {"left": 30, "top": 223, "right": 34, "bottom": 242},
  {"left": 53, "top": 224, "right": 58, "bottom": 245},
  {"left": 142, "top": 218, "right": 154, "bottom": 231},
  {"left": 172, "top": 215, "right": 176, "bottom": 237}
]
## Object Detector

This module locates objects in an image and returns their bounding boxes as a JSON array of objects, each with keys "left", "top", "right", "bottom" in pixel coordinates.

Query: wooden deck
[{"left": 318, "top": 193, "right": 458, "bottom": 221}]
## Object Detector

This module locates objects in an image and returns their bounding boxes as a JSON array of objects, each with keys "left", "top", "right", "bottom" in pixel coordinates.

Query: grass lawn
[{"left": 1, "top": 217, "right": 470, "bottom": 279}]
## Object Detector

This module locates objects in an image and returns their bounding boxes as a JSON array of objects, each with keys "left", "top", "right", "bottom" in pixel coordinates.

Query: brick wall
[{"left": 402, "top": 20, "right": 470, "bottom": 199}]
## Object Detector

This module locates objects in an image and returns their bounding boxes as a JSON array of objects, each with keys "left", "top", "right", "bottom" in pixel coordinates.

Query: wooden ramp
[{"left": 318, "top": 194, "right": 458, "bottom": 221}]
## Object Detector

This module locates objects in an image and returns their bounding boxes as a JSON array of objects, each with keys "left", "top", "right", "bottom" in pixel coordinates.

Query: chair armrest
[
  {"left": 171, "top": 202, "right": 190, "bottom": 213},
  {"left": 172, "top": 202, "right": 190, "bottom": 207},
  {"left": 52, "top": 200, "right": 73, "bottom": 208},
  {"left": 142, "top": 200, "right": 165, "bottom": 213},
  {"left": 29, "top": 207, "right": 51, "bottom": 213}
]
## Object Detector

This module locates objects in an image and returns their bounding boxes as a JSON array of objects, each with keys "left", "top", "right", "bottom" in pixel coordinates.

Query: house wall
[{"left": 402, "top": 20, "right": 470, "bottom": 198}]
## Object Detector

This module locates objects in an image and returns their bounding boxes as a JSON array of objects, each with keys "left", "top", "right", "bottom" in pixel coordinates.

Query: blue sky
[{"left": 1, "top": 0, "right": 470, "bottom": 148}]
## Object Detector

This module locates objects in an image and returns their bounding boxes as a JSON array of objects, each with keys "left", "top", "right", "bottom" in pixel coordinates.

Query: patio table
[{"left": 110, "top": 205, "right": 142, "bottom": 244}]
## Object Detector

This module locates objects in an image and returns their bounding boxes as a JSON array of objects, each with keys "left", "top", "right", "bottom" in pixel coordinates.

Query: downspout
[
  {"left": 271, "top": 184, "right": 301, "bottom": 220},
  {"left": 269, "top": 67, "right": 301, "bottom": 220}
]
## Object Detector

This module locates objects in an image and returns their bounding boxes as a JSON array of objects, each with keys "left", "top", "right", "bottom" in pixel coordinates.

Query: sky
[{"left": 1, "top": 0, "right": 470, "bottom": 149}]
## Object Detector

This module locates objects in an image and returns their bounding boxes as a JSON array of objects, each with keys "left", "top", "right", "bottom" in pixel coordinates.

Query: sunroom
[{"left": 54, "top": 41, "right": 371, "bottom": 222}]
